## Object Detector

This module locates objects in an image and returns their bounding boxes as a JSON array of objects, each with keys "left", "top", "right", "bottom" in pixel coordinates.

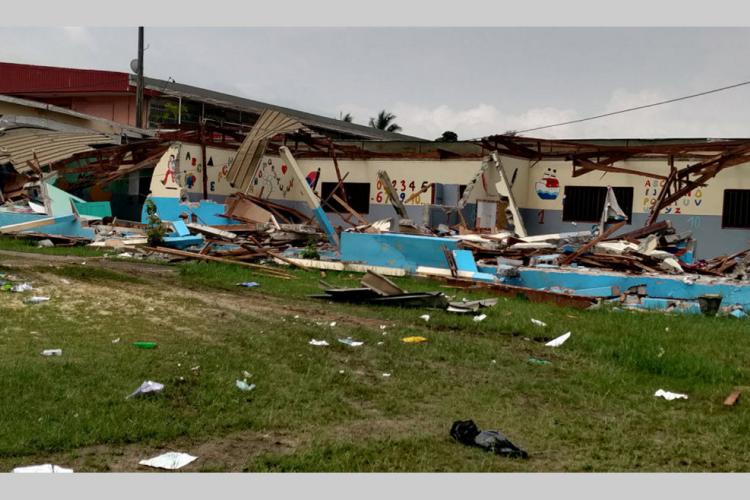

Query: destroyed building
[{"left": 1, "top": 61, "right": 749, "bottom": 319}]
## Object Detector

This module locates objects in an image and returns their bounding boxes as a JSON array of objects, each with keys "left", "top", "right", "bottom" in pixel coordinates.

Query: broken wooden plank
[
  {"left": 377, "top": 170, "right": 408, "bottom": 219},
  {"left": 186, "top": 223, "right": 238, "bottom": 241},
  {"left": 147, "top": 246, "right": 294, "bottom": 279},
  {"left": 0, "top": 216, "right": 59, "bottom": 234},
  {"left": 558, "top": 221, "right": 626, "bottom": 266},
  {"left": 724, "top": 389, "right": 742, "bottom": 407},
  {"left": 331, "top": 193, "right": 370, "bottom": 226}
]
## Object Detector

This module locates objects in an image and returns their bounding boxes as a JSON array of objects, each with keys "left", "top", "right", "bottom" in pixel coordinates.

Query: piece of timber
[
  {"left": 146, "top": 246, "right": 294, "bottom": 278},
  {"left": 559, "top": 221, "right": 626, "bottom": 266},
  {"left": 186, "top": 223, "right": 238, "bottom": 241},
  {"left": 440, "top": 277, "right": 597, "bottom": 310},
  {"left": 0, "top": 216, "right": 58, "bottom": 234},
  {"left": 331, "top": 193, "right": 370, "bottom": 226},
  {"left": 377, "top": 170, "right": 408, "bottom": 219},
  {"left": 605, "top": 220, "right": 670, "bottom": 242}
]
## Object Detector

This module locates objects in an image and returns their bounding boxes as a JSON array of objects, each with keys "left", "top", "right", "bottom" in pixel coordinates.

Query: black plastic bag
[{"left": 450, "top": 420, "right": 528, "bottom": 459}]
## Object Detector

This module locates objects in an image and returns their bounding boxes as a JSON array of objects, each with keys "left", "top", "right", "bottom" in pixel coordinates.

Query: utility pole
[{"left": 135, "top": 26, "right": 144, "bottom": 128}]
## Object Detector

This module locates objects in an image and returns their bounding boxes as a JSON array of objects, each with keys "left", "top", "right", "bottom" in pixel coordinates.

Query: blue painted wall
[{"left": 340, "top": 232, "right": 459, "bottom": 272}]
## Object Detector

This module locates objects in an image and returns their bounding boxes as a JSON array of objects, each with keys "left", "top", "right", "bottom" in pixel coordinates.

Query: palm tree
[
  {"left": 369, "top": 110, "right": 402, "bottom": 133},
  {"left": 339, "top": 112, "right": 353, "bottom": 123}
]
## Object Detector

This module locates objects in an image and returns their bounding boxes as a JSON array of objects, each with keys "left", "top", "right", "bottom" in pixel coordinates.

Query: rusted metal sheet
[{"left": 0, "top": 127, "right": 115, "bottom": 172}]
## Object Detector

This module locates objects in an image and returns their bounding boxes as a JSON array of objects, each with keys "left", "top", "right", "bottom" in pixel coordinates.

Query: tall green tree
[
  {"left": 369, "top": 110, "right": 402, "bottom": 133},
  {"left": 435, "top": 130, "right": 458, "bottom": 142}
]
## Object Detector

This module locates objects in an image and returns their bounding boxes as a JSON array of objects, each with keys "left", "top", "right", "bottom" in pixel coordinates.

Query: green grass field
[{"left": 0, "top": 237, "right": 749, "bottom": 471}]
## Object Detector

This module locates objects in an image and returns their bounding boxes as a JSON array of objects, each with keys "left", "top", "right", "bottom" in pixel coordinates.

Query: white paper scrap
[
  {"left": 545, "top": 331, "right": 571, "bottom": 347},
  {"left": 138, "top": 452, "right": 197, "bottom": 470},
  {"left": 13, "top": 464, "right": 73, "bottom": 473},
  {"left": 309, "top": 339, "right": 329, "bottom": 346},
  {"left": 654, "top": 389, "right": 688, "bottom": 401},
  {"left": 531, "top": 318, "right": 547, "bottom": 327}
]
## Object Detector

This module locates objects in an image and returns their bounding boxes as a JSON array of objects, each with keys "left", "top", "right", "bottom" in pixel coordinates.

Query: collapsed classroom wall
[{"left": 143, "top": 142, "right": 750, "bottom": 258}]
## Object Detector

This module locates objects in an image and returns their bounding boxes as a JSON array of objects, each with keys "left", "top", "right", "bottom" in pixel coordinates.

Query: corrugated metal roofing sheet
[
  {"left": 0, "top": 127, "right": 117, "bottom": 173},
  {"left": 226, "top": 110, "right": 304, "bottom": 193}
]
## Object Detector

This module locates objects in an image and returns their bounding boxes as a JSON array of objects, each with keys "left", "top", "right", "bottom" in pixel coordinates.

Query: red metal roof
[{"left": 0, "top": 62, "right": 132, "bottom": 94}]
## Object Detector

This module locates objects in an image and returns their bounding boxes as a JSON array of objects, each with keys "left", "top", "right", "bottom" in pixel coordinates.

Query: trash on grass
[
  {"left": 138, "top": 452, "right": 197, "bottom": 470},
  {"left": 338, "top": 337, "right": 364, "bottom": 347},
  {"left": 419, "top": 314, "right": 430, "bottom": 322},
  {"left": 654, "top": 389, "right": 688, "bottom": 401},
  {"left": 531, "top": 318, "right": 547, "bottom": 327},
  {"left": 382, "top": 373, "right": 391, "bottom": 377},
  {"left": 545, "top": 331, "right": 571, "bottom": 347},
  {"left": 401, "top": 336, "right": 428, "bottom": 344},
  {"left": 112, "top": 338, "right": 120, "bottom": 343},
  {"left": 11, "top": 283, "right": 32, "bottom": 293},
  {"left": 41, "top": 349, "right": 62, "bottom": 356},
  {"left": 309, "top": 339, "right": 329, "bottom": 346},
  {"left": 450, "top": 420, "right": 528, "bottom": 459},
  {"left": 329, "top": 321, "right": 337, "bottom": 327},
  {"left": 26, "top": 296, "right": 50, "bottom": 304},
  {"left": 527, "top": 357, "right": 551, "bottom": 366},
  {"left": 235, "top": 379, "right": 256, "bottom": 392},
  {"left": 132, "top": 341, "right": 158, "bottom": 349},
  {"left": 127, "top": 380, "right": 164, "bottom": 399},
  {"left": 473, "top": 314, "right": 487, "bottom": 322},
  {"left": 12, "top": 464, "right": 73, "bottom": 473},
  {"left": 236, "top": 282, "right": 259, "bottom": 288}
]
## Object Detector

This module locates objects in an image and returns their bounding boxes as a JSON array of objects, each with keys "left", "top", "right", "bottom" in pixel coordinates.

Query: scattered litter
[
  {"left": 379, "top": 325, "right": 387, "bottom": 330},
  {"left": 294, "top": 315, "right": 300, "bottom": 319},
  {"left": 41, "top": 349, "right": 62, "bottom": 357},
  {"left": 401, "top": 336, "right": 428, "bottom": 344},
  {"left": 112, "top": 338, "right": 120, "bottom": 344},
  {"left": 338, "top": 337, "right": 364, "bottom": 347},
  {"left": 450, "top": 420, "right": 528, "bottom": 459},
  {"left": 26, "top": 296, "right": 50, "bottom": 304},
  {"left": 527, "top": 357, "right": 551, "bottom": 366},
  {"left": 730, "top": 309, "right": 747, "bottom": 319},
  {"left": 127, "top": 380, "right": 164, "bottom": 399},
  {"left": 531, "top": 318, "right": 547, "bottom": 327},
  {"left": 242, "top": 370, "right": 252, "bottom": 378},
  {"left": 657, "top": 347, "right": 665, "bottom": 358},
  {"left": 12, "top": 464, "right": 73, "bottom": 473},
  {"left": 377, "top": 341, "right": 384, "bottom": 345},
  {"left": 236, "top": 282, "right": 259, "bottom": 288},
  {"left": 138, "top": 452, "right": 197, "bottom": 470},
  {"left": 60, "top": 278, "right": 71, "bottom": 285},
  {"left": 235, "top": 379, "right": 256, "bottom": 392},
  {"left": 654, "top": 389, "right": 688, "bottom": 401},
  {"left": 329, "top": 321, "right": 337, "bottom": 327},
  {"left": 419, "top": 314, "right": 430, "bottom": 322},
  {"left": 339, "top": 370, "right": 345, "bottom": 374},
  {"left": 191, "top": 365, "right": 200, "bottom": 371},
  {"left": 545, "top": 332, "right": 571, "bottom": 347},
  {"left": 11, "top": 283, "right": 32, "bottom": 293},
  {"left": 473, "top": 314, "right": 487, "bottom": 322},
  {"left": 491, "top": 359, "right": 497, "bottom": 364},
  {"left": 382, "top": 373, "right": 391, "bottom": 377},
  {"left": 132, "top": 341, "right": 158, "bottom": 349},
  {"left": 723, "top": 389, "right": 742, "bottom": 406},
  {"left": 309, "top": 339, "right": 329, "bottom": 346}
]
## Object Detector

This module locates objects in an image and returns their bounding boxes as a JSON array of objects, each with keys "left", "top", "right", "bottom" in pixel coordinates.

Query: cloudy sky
[{"left": 2, "top": 27, "right": 750, "bottom": 140}]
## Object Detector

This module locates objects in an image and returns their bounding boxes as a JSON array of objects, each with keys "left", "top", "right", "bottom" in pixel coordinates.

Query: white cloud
[
  {"left": 62, "top": 27, "right": 95, "bottom": 46},
  {"left": 338, "top": 85, "right": 750, "bottom": 140}
]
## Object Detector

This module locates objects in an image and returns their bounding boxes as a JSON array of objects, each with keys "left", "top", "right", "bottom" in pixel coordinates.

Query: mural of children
[{"left": 161, "top": 155, "right": 178, "bottom": 185}]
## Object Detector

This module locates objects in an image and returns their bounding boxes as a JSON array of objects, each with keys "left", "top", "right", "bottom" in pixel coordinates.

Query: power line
[{"left": 513, "top": 78, "right": 750, "bottom": 135}]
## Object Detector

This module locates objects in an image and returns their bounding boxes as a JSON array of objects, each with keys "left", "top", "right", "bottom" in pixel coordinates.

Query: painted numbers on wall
[{"left": 374, "top": 179, "right": 430, "bottom": 204}]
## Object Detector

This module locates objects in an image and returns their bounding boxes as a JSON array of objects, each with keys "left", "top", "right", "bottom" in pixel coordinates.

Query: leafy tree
[
  {"left": 340, "top": 112, "right": 353, "bottom": 123},
  {"left": 369, "top": 110, "right": 402, "bottom": 133},
  {"left": 435, "top": 130, "right": 458, "bottom": 142}
]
